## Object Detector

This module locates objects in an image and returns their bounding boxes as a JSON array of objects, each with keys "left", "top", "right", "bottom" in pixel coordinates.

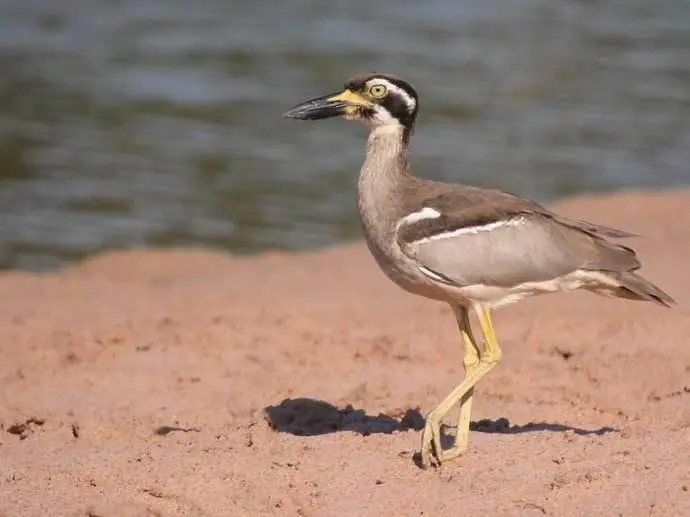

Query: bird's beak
[{"left": 283, "top": 89, "right": 371, "bottom": 120}]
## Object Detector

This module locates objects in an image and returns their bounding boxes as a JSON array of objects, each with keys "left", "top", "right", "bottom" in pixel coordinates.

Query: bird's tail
[{"left": 614, "top": 271, "right": 676, "bottom": 308}]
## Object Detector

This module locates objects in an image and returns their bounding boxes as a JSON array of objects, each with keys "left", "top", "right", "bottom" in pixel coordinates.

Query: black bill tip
[{"left": 282, "top": 94, "right": 349, "bottom": 121}]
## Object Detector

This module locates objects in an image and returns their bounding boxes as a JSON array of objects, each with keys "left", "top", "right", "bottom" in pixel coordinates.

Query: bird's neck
[
  {"left": 359, "top": 123, "right": 410, "bottom": 196},
  {"left": 357, "top": 123, "right": 410, "bottom": 233}
]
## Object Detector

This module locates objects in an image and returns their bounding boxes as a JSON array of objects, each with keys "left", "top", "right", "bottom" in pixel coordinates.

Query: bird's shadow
[{"left": 263, "top": 397, "right": 617, "bottom": 439}]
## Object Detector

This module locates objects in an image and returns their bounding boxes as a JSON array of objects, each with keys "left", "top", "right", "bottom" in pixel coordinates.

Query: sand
[{"left": 1, "top": 190, "right": 689, "bottom": 517}]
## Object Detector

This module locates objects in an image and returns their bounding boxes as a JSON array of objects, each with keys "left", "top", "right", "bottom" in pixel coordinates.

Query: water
[{"left": 0, "top": 0, "right": 688, "bottom": 270}]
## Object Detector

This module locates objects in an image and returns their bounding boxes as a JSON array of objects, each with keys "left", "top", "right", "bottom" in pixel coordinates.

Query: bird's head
[{"left": 283, "top": 73, "right": 419, "bottom": 134}]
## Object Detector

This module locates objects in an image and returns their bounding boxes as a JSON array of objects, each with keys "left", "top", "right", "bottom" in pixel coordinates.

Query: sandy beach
[{"left": 1, "top": 189, "right": 689, "bottom": 517}]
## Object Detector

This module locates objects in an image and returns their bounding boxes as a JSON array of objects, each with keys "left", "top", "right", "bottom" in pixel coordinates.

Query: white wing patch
[{"left": 397, "top": 207, "right": 441, "bottom": 227}]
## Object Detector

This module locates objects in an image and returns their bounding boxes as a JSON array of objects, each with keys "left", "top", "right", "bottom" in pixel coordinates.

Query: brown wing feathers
[{"left": 398, "top": 186, "right": 674, "bottom": 307}]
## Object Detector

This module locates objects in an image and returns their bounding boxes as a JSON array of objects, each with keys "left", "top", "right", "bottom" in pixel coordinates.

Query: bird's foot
[
  {"left": 418, "top": 415, "right": 469, "bottom": 469},
  {"left": 419, "top": 416, "right": 443, "bottom": 469}
]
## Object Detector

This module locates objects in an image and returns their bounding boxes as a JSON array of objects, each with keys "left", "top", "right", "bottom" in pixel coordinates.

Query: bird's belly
[
  {"left": 458, "top": 270, "right": 618, "bottom": 308},
  {"left": 363, "top": 233, "right": 460, "bottom": 301}
]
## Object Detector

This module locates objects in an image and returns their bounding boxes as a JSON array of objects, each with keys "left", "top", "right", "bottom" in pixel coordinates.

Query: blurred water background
[{"left": 0, "top": 0, "right": 688, "bottom": 270}]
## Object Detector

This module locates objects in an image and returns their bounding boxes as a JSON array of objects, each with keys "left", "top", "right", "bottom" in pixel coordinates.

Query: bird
[{"left": 282, "top": 72, "right": 675, "bottom": 468}]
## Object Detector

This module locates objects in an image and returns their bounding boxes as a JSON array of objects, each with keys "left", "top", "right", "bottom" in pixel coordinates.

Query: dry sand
[{"left": 1, "top": 190, "right": 689, "bottom": 517}]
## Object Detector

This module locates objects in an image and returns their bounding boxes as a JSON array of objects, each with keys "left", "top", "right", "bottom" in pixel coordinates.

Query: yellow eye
[{"left": 368, "top": 84, "right": 387, "bottom": 98}]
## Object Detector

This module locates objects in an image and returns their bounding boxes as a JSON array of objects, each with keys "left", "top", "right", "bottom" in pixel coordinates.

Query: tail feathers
[
  {"left": 575, "top": 220, "right": 639, "bottom": 239},
  {"left": 614, "top": 271, "right": 676, "bottom": 308},
  {"left": 554, "top": 214, "right": 639, "bottom": 239}
]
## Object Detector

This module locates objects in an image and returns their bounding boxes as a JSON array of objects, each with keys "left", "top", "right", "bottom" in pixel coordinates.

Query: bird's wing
[
  {"left": 396, "top": 188, "right": 640, "bottom": 288},
  {"left": 547, "top": 214, "right": 638, "bottom": 239}
]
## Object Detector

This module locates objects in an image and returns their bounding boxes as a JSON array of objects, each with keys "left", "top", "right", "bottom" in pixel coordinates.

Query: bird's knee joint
[
  {"left": 463, "top": 357, "right": 479, "bottom": 370},
  {"left": 481, "top": 351, "right": 502, "bottom": 365}
]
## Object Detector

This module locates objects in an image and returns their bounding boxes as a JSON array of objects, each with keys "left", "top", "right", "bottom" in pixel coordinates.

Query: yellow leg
[
  {"left": 441, "top": 306, "right": 480, "bottom": 462},
  {"left": 476, "top": 303, "right": 502, "bottom": 363},
  {"left": 419, "top": 303, "right": 502, "bottom": 468}
]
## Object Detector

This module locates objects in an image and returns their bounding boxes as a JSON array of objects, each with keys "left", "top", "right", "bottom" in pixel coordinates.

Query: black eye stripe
[
  {"left": 382, "top": 94, "right": 415, "bottom": 118},
  {"left": 379, "top": 78, "right": 417, "bottom": 103},
  {"left": 380, "top": 86, "right": 417, "bottom": 112},
  {"left": 376, "top": 82, "right": 417, "bottom": 114},
  {"left": 343, "top": 72, "right": 419, "bottom": 143}
]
